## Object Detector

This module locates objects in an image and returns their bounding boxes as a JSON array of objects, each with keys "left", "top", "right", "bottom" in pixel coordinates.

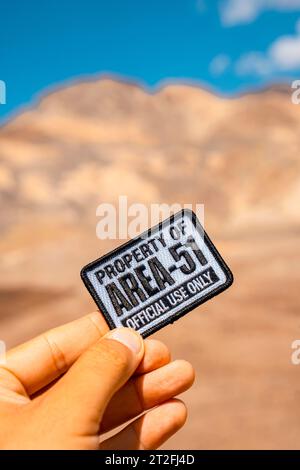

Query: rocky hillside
[{"left": 0, "top": 79, "right": 299, "bottom": 240}]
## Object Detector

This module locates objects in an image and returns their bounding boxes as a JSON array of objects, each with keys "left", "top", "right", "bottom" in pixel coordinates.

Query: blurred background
[{"left": 1, "top": 0, "right": 300, "bottom": 449}]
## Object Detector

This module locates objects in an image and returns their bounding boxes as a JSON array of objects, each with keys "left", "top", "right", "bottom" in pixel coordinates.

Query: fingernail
[{"left": 106, "top": 328, "right": 143, "bottom": 354}]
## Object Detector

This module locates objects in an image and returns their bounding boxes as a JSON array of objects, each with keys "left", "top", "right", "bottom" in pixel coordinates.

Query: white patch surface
[{"left": 82, "top": 211, "right": 232, "bottom": 336}]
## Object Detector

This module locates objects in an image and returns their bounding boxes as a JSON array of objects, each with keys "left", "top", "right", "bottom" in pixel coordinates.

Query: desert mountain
[{"left": 0, "top": 79, "right": 299, "bottom": 240}]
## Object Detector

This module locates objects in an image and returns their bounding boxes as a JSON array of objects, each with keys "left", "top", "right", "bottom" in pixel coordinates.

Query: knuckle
[{"left": 42, "top": 333, "right": 68, "bottom": 374}]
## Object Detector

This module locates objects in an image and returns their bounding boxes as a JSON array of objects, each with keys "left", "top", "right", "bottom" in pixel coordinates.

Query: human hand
[{"left": 0, "top": 312, "right": 195, "bottom": 449}]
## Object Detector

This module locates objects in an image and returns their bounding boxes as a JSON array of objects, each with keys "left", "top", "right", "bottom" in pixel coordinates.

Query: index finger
[{"left": 3, "top": 312, "right": 109, "bottom": 396}]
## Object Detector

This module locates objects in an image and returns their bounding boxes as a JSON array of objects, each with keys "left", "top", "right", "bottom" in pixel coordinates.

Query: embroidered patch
[{"left": 81, "top": 210, "right": 233, "bottom": 338}]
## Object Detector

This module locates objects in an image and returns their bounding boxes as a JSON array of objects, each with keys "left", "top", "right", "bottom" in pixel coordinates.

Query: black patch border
[{"left": 81, "top": 209, "right": 234, "bottom": 338}]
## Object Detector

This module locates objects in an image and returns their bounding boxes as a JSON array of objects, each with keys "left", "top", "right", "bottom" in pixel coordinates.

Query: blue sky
[{"left": 1, "top": 0, "right": 300, "bottom": 120}]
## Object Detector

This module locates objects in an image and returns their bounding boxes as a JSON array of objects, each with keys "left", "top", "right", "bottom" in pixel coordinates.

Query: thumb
[{"left": 47, "top": 327, "right": 144, "bottom": 432}]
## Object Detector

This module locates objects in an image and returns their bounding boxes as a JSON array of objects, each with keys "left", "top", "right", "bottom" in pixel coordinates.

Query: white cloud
[
  {"left": 209, "top": 54, "right": 231, "bottom": 76},
  {"left": 220, "top": 0, "right": 300, "bottom": 26},
  {"left": 270, "top": 34, "right": 300, "bottom": 69},
  {"left": 235, "top": 52, "right": 272, "bottom": 76},
  {"left": 220, "top": 0, "right": 260, "bottom": 25},
  {"left": 236, "top": 18, "right": 300, "bottom": 75}
]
